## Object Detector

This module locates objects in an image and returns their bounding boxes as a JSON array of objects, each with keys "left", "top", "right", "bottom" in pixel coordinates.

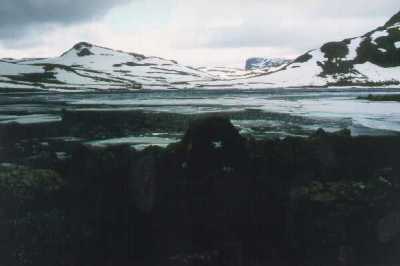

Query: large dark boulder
[
  {"left": 130, "top": 153, "right": 157, "bottom": 213},
  {"left": 181, "top": 116, "right": 248, "bottom": 177}
]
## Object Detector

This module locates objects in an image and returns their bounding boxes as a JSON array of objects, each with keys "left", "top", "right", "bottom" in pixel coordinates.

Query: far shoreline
[{"left": 358, "top": 94, "right": 400, "bottom": 102}]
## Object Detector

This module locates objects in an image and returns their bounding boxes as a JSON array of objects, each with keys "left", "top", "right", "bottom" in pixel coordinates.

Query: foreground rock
[{"left": 1, "top": 117, "right": 400, "bottom": 266}]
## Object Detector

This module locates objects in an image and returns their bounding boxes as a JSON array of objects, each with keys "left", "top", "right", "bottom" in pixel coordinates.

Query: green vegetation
[
  {"left": 358, "top": 94, "right": 400, "bottom": 102},
  {"left": 0, "top": 166, "right": 63, "bottom": 196},
  {"left": 0, "top": 165, "right": 65, "bottom": 266},
  {"left": 328, "top": 79, "right": 400, "bottom": 87}
]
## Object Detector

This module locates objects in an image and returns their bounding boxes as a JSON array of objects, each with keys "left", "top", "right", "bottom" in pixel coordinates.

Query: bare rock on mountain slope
[
  {"left": 195, "top": 11, "right": 400, "bottom": 89},
  {"left": 242, "top": 10, "right": 400, "bottom": 88},
  {"left": 245, "top": 57, "right": 292, "bottom": 71},
  {"left": 1, "top": 11, "right": 400, "bottom": 90},
  {"left": 0, "top": 42, "right": 216, "bottom": 91}
]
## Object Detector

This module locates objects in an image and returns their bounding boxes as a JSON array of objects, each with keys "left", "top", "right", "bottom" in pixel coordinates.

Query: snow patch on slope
[
  {"left": 0, "top": 61, "right": 41, "bottom": 75},
  {"left": 345, "top": 37, "right": 365, "bottom": 60},
  {"left": 354, "top": 62, "right": 400, "bottom": 83},
  {"left": 371, "top": 30, "right": 389, "bottom": 45}
]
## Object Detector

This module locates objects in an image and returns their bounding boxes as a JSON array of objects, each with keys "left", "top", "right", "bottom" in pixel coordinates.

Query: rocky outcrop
[
  {"left": 378, "top": 211, "right": 400, "bottom": 243},
  {"left": 245, "top": 57, "right": 291, "bottom": 71},
  {"left": 2, "top": 117, "right": 400, "bottom": 266},
  {"left": 181, "top": 116, "right": 248, "bottom": 177}
]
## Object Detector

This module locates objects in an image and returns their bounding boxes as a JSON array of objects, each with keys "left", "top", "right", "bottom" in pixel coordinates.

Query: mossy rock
[
  {"left": 0, "top": 165, "right": 63, "bottom": 200},
  {"left": 0, "top": 166, "right": 65, "bottom": 265}
]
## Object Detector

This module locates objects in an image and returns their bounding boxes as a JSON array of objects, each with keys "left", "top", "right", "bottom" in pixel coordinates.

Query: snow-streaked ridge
[{"left": 1, "top": 11, "right": 400, "bottom": 91}]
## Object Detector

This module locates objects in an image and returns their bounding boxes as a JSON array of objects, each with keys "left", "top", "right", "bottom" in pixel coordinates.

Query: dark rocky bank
[
  {"left": 1, "top": 116, "right": 400, "bottom": 266},
  {"left": 357, "top": 94, "right": 400, "bottom": 102}
]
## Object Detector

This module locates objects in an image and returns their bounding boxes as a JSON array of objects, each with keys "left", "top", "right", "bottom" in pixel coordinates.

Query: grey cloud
[
  {"left": 0, "top": 0, "right": 130, "bottom": 39},
  {"left": 204, "top": 19, "right": 375, "bottom": 50},
  {"left": 310, "top": 0, "right": 399, "bottom": 19},
  {"left": 202, "top": 1, "right": 399, "bottom": 51},
  {"left": 1, "top": 0, "right": 399, "bottom": 62}
]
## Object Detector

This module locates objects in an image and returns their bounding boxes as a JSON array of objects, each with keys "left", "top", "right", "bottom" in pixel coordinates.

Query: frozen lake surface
[
  {"left": 1, "top": 88, "right": 400, "bottom": 139},
  {"left": 86, "top": 135, "right": 179, "bottom": 150}
]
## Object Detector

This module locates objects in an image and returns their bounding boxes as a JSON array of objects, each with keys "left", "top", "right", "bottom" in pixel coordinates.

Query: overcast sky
[{"left": 0, "top": 0, "right": 398, "bottom": 67}]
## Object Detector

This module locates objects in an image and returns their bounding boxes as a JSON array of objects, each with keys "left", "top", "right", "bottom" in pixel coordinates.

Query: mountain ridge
[
  {"left": 0, "top": 11, "right": 400, "bottom": 91},
  {"left": 234, "top": 10, "right": 400, "bottom": 88}
]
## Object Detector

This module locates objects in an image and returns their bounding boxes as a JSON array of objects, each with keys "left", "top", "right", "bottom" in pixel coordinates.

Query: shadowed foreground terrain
[{"left": 1, "top": 116, "right": 400, "bottom": 266}]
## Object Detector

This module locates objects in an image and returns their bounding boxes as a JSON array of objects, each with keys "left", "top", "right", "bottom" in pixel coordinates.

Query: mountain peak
[
  {"left": 62, "top": 42, "right": 147, "bottom": 60},
  {"left": 72, "top": 42, "right": 94, "bottom": 50},
  {"left": 60, "top": 42, "right": 96, "bottom": 57},
  {"left": 72, "top": 42, "right": 94, "bottom": 57}
]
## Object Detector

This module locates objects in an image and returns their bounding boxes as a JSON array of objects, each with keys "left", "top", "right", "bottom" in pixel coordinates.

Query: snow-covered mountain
[
  {"left": 240, "top": 11, "right": 400, "bottom": 88},
  {"left": 0, "top": 11, "right": 400, "bottom": 91},
  {"left": 0, "top": 42, "right": 217, "bottom": 91},
  {"left": 245, "top": 58, "right": 292, "bottom": 71}
]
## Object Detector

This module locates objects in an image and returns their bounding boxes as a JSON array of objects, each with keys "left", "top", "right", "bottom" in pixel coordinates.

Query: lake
[{"left": 1, "top": 88, "right": 400, "bottom": 141}]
